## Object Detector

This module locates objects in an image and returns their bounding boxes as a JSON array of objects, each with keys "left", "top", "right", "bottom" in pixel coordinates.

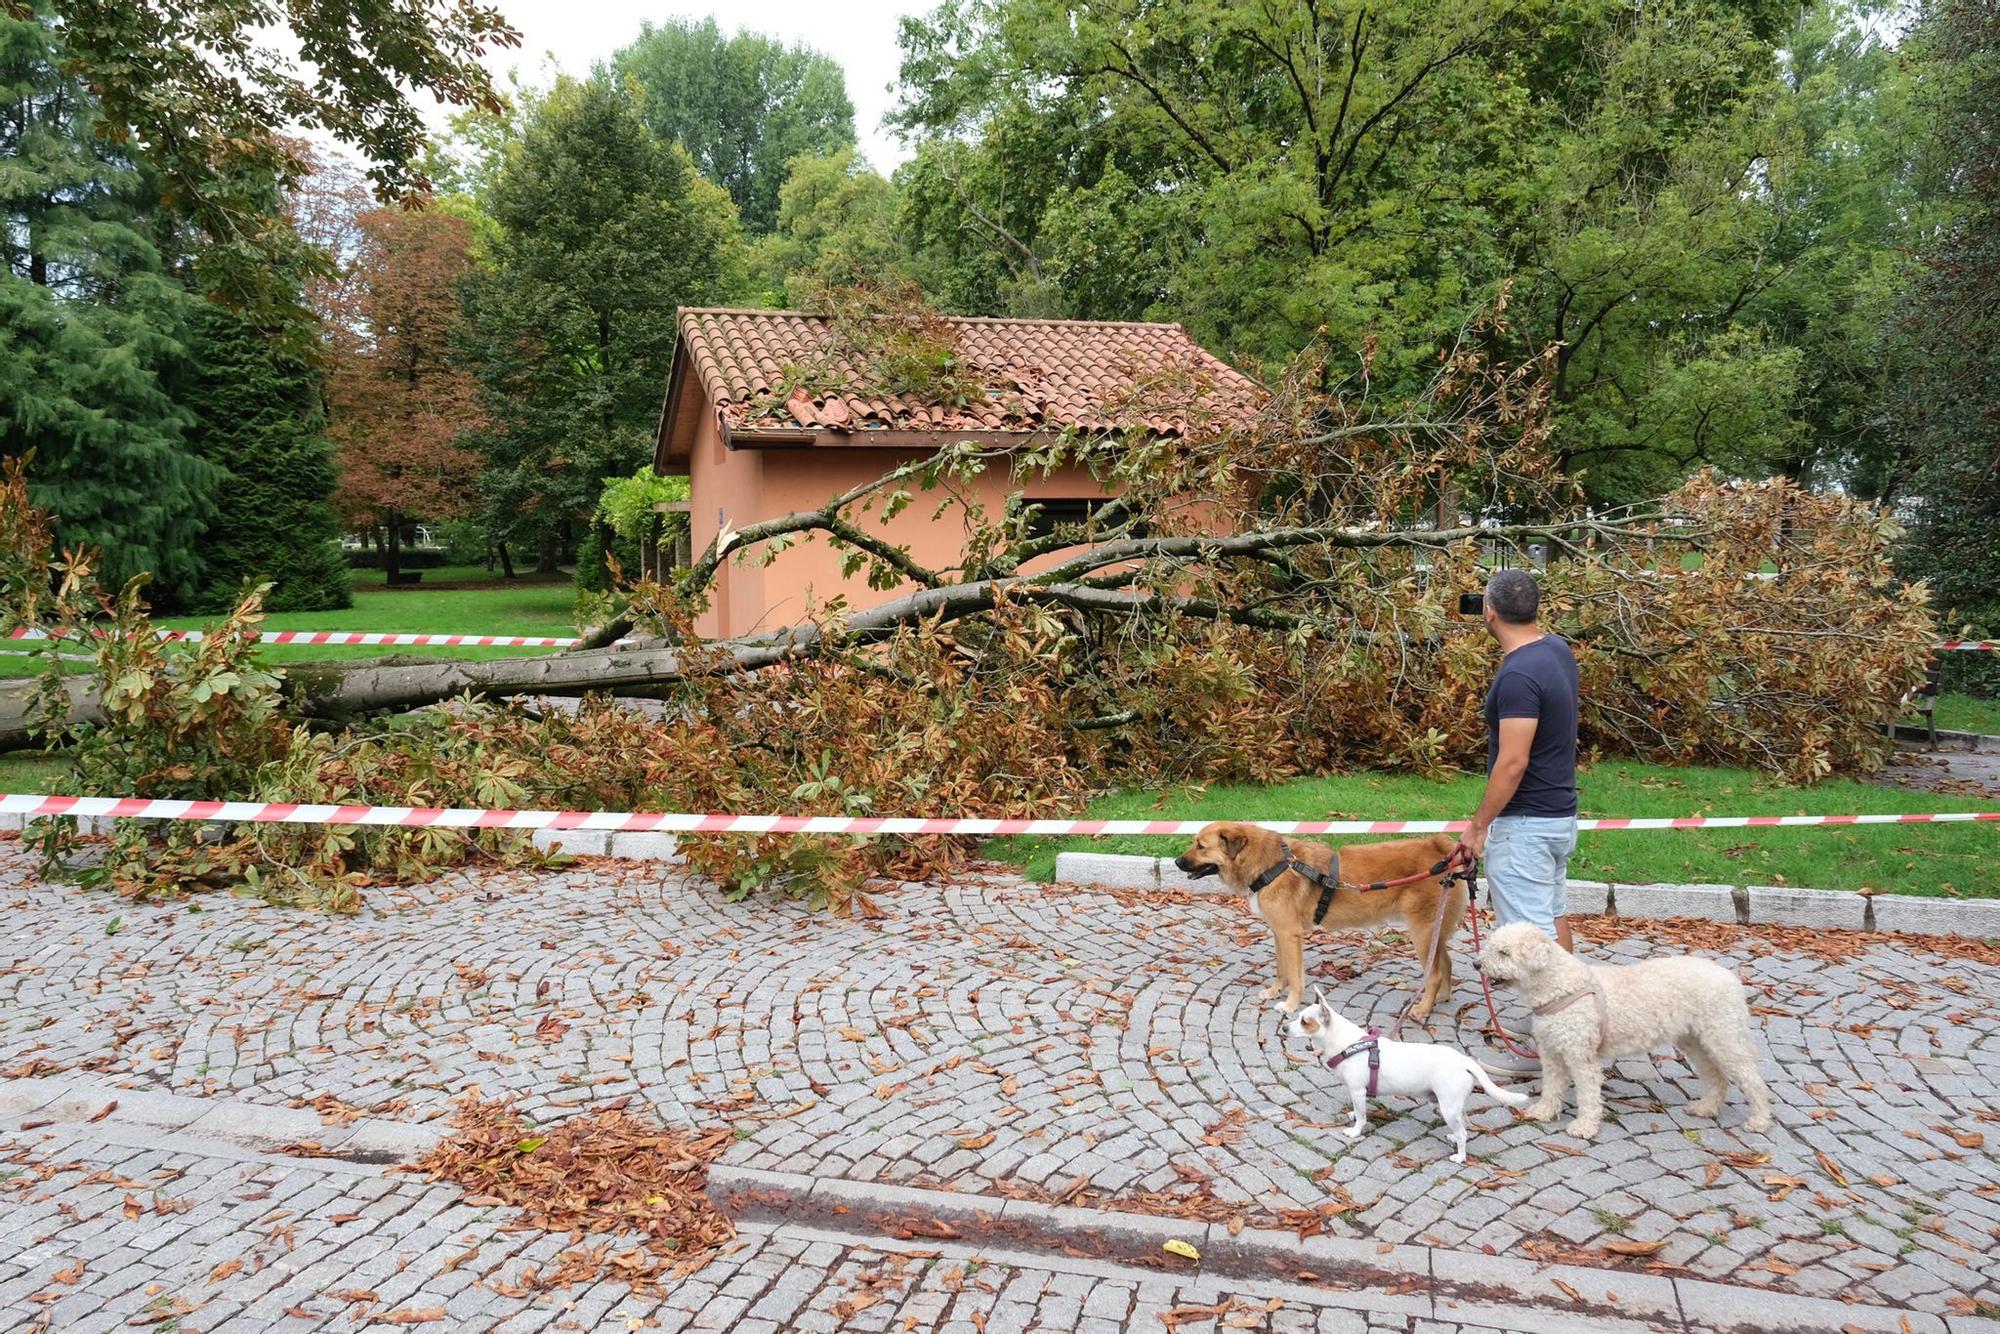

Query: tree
[
  {"left": 611, "top": 18, "right": 856, "bottom": 233},
  {"left": 746, "top": 148, "right": 906, "bottom": 305},
  {"left": 458, "top": 76, "right": 740, "bottom": 572},
  {"left": 889, "top": 0, "right": 1900, "bottom": 507},
  {"left": 182, "top": 301, "right": 350, "bottom": 613},
  {"left": 326, "top": 208, "right": 486, "bottom": 584},
  {"left": 0, "top": 6, "right": 217, "bottom": 595},
  {"left": 34, "top": 0, "right": 518, "bottom": 322},
  {"left": 1894, "top": 0, "right": 2000, "bottom": 688}
]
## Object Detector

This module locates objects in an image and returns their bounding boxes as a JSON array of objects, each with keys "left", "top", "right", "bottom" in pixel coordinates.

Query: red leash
[{"left": 1463, "top": 880, "right": 1540, "bottom": 1060}]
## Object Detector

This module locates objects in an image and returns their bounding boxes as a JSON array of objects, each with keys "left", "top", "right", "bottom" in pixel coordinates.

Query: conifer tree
[
  {"left": 0, "top": 5, "right": 217, "bottom": 595},
  {"left": 183, "top": 302, "right": 350, "bottom": 613}
]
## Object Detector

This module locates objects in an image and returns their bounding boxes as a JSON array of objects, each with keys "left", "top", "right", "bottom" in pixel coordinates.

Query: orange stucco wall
[{"left": 681, "top": 414, "right": 1119, "bottom": 639}]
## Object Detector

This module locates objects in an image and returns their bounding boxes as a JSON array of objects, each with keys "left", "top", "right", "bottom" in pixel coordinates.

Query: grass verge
[
  {"left": 1933, "top": 692, "right": 2000, "bottom": 736},
  {"left": 983, "top": 760, "right": 1999, "bottom": 898}
]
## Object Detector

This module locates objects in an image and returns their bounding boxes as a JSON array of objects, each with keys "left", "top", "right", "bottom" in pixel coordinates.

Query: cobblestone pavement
[{"left": 3, "top": 837, "right": 1998, "bottom": 1332}]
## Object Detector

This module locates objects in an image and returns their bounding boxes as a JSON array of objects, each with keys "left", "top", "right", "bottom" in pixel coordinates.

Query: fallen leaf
[
  {"left": 207, "top": 1259, "right": 243, "bottom": 1285},
  {"left": 381, "top": 1307, "right": 447, "bottom": 1324},
  {"left": 1604, "top": 1239, "right": 1666, "bottom": 1258}
]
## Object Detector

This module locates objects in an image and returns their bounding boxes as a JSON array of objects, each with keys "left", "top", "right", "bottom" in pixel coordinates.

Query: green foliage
[
  {"left": 889, "top": 0, "right": 1915, "bottom": 506},
  {"left": 611, "top": 17, "right": 857, "bottom": 234},
  {"left": 746, "top": 148, "right": 906, "bottom": 305},
  {"left": 1894, "top": 0, "right": 2000, "bottom": 695},
  {"left": 596, "top": 467, "right": 690, "bottom": 540},
  {"left": 182, "top": 302, "right": 350, "bottom": 614},
  {"left": 36, "top": 0, "right": 517, "bottom": 328},
  {"left": 0, "top": 7, "right": 218, "bottom": 596},
  {"left": 459, "top": 76, "right": 742, "bottom": 561}
]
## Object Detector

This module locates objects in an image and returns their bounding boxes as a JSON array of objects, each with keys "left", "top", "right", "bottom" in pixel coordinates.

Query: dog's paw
[
  {"left": 1450, "top": 1151, "right": 1467, "bottom": 1164},
  {"left": 1522, "top": 1101, "right": 1560, "bottom": 1123},
  {"left": 1744, "top": 1113, "right": 1772, "bottom": 1133},
  {"left": 1342, "top": 1127, "right": 1363, "bottom": 1139},
  {"left": 1257, "top": 984, "right": 1282, "bottom": 1001},
  {"left": 1687, "top": 1097, "right": 1722, "bottom": 1118},
  {"left": 1565, "top": 1118, "right": 1601, "bottom": 1140},
  {"left": 1277, "top": 998, "right": 1300, "bottom": 1014}
]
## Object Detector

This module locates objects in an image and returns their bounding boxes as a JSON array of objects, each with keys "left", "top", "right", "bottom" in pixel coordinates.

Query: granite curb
[
  {"left": 1053, "top": 852, "right": 2000, "bottom": 936},
  {"left": 0, "top": 1075, "right": 443, "bottom": 1166},
  {"left": 710, "top": 1165, "right": 1956, "bottom": 1333}
]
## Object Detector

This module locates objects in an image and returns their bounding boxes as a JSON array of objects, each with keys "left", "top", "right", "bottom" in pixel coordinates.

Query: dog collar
[{"left": 1324, "top": 1027, "right": 1384, "bottom": 1097}]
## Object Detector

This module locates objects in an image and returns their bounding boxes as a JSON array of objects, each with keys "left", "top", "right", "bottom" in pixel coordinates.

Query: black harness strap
[
  {"left": 1325, "top": 1027, "right": 1385, "bottom": 1097},
  {"left": 1247, "top": 839, "right": 1347, "bottom": 926}
]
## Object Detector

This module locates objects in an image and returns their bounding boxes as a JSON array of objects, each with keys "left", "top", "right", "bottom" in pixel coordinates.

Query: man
[{"left": 1458, "top": 568, "right": 1579, "bottom": 1078}]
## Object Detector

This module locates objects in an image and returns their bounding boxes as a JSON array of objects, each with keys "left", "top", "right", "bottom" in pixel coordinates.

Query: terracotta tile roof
[{"left": 673, "top": 307, "right": 1264, "bottom": 439}]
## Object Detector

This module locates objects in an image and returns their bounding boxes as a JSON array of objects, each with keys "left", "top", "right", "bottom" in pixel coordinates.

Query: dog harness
[
  {"left": 1325, "top": 1027, "right": 1385, "bottom": 1096},
  {"left": 1247, "top": 839, "right": 1345, "bottom": 925},
  {"left": 1248, "top": 840, "right": 1465, "bottom": 928},
  {"left": 1533, "top": 982, "right": 1611, "bottom": 1054}
]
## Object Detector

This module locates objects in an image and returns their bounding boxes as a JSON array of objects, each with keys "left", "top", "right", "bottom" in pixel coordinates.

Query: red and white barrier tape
[
  {"left": 3, "top": 794, "right": 1995, "bottom": 836},
  {"left": 5, "top": 627, "right": 581, "bottom": 648},
  {"left": 8, "top": 627, "right": 2000, "bottom": 652}
]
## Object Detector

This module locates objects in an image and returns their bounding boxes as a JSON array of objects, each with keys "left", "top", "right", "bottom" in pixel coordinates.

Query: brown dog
[{"left": 1174, "top": 821, "right": 1467, "bottom": 1016}]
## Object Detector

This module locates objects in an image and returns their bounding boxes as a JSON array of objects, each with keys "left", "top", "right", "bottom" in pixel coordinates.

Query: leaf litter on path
[{"left": 400, "top": 1093, "right": 736, "bottom": 1293}]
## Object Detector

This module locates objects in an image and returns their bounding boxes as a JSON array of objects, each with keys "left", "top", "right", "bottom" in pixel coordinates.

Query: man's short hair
[{"left": 1484, "top": 569, "right": 1540, "bottom": 625}]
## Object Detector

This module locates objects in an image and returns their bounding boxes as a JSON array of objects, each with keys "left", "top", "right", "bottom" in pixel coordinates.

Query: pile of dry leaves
[
  {"left": 402, "top": 1094, "right": 737, "bottom": 1292},
  {"left": 1571, "top": 913, "right": 2000, "bottom": 968}
]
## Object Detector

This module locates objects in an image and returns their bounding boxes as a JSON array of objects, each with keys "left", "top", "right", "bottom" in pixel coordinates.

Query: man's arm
[{"left": 1461, "top": 716, "right": 1538, "bottom": 859}]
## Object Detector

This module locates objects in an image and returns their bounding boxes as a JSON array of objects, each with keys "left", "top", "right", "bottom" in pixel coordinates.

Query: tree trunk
[
  {"left": 497, "top": 540, "right": 516, "bottom": 580},
  {"left": 537, "top": 530, "right": 559, "bottom": 574},
  {"left": 384, "top": 507, "right": 403, "bottom": 584}
]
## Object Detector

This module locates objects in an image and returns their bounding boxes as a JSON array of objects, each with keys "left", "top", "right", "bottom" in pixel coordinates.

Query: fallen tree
[{"left": 1, "top": 295, "right": 1938, "bottom": 907}]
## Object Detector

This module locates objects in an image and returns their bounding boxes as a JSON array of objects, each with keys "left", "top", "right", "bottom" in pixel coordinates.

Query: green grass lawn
[
  {"left": 0, "top": 566, "right": 580, "bottom": 679},
  {"left": 1933, "top": 692, "right": 2000, "bottom": 736},
  {"left": 985, "top": 761, "right": 1999, "bottom": 898},
  {"left": 0, "top": 750, "right": 70, "bottom": 794}
]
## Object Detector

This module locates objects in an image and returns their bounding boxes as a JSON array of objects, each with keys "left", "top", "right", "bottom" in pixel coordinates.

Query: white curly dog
[
  {"left": 1475, "top": 923, "right": 1774, "bottom": 1140},
  {"left": 1287, "top": 989, "right": 1529, "bottom": 1163}
]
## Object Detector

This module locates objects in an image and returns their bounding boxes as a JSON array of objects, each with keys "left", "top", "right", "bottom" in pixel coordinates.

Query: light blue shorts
[{"left": 1485, "top": 815, "right": 1578, "bottom": 937}]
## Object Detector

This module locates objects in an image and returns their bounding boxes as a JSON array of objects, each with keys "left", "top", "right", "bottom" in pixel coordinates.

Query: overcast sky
[{"left": 431, "top": 0, "right": 925, "bottom": 172}]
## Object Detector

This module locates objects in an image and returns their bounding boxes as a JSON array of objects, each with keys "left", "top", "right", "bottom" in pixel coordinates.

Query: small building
[{"left": 653, "top": 307, "right": 1263, "bottom": 639}]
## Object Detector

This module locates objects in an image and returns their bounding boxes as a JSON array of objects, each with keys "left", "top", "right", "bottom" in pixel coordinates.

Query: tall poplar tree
[
  {"left": 459, "top": 76, "right": 740, "bottom": 570},
  {"left": 0, "top": 5, "right": 216, "bottom": 594}
]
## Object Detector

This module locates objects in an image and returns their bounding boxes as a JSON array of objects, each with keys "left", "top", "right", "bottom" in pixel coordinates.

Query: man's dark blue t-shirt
[{"left": 1484, "top": 635, "right": 1579, "bottom": 819}]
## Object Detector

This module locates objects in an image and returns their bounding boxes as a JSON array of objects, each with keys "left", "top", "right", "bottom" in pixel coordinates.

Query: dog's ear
[
  {"left": 1314, "top": 986, "right": 1329, "bottom": 1010},
  {"left": 1220, "top": 828, "right": 1247, "bottom": 860}
]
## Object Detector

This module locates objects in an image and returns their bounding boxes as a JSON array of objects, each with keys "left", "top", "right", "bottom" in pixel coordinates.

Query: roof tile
[{"left": 675, "top": 307, "right": 1263, "bottom": 439}]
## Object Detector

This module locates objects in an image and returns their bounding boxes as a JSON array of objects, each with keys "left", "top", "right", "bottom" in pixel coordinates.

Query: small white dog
[
  {"left": 1287, "top": 989, "right": 1529, "bottom": 1163},
  {"left": 1475, "top": 922, "right": 1773, "bottom": 1140}
]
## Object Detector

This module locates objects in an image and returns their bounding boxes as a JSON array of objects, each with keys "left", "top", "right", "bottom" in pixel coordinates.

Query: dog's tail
[{"left": 1466, "top": 1056, "right": 1532, "bottom": 1106}]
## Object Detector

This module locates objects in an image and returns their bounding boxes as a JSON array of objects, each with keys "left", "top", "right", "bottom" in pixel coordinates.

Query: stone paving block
[
  {"left": 530, "top": 828, "right": 609, "bottom": 857},
  {"left": 1873, "top": 894, "right": 2000, "bottom": 938},
  {"left": 1612, "top": 882, "right": 1739, "bottom": 923},
  {"left": 1053, "top": 851, "right": 1158, "bottom": 889},
  {"left": 607, "top": 831, "right": 680, "bottom": 861},
  {"left": 1562, "top": 880, "right": 1611, "bottom": 916},
  {"left": 182, "top": 1100, "right": 323, "bottom": 1147},
  {"left": 1674, "top": 1276, "right": 1949, "bottom": 1333},
  {"left": 1743, "top": 885, "right": 1866, "bottom": 929}
]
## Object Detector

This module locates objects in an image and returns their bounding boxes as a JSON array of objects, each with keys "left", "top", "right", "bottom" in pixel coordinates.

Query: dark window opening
[{"left": 1024, "top": 497, "right": 1140, "bottom": 545}]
